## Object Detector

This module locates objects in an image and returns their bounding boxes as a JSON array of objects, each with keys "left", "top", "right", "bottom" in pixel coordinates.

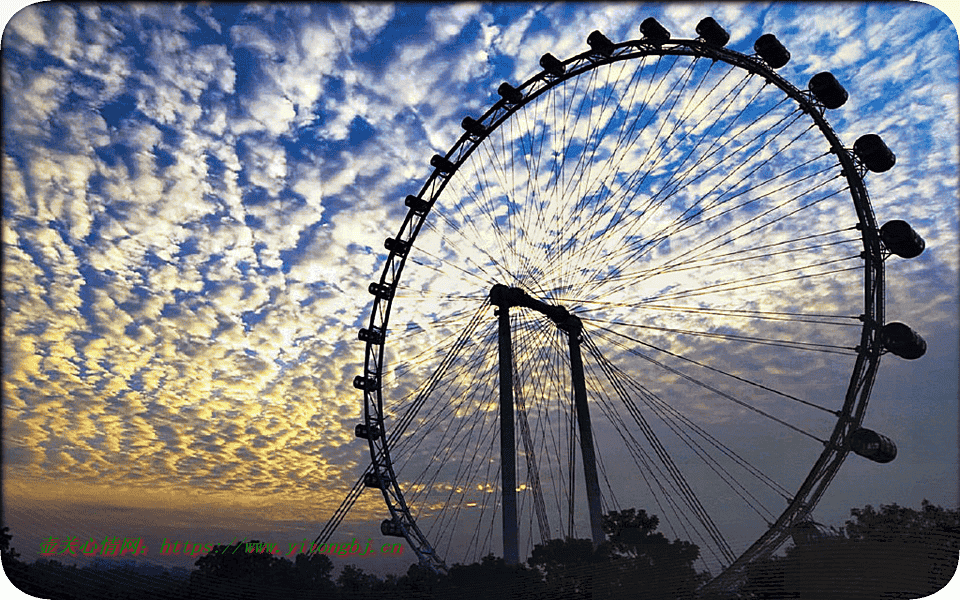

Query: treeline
[
  {"left": 736, "top": 500, "right": 959, "bottom": 600},
  {"left": 3, "top": 502, "right": 957, "bottom": 600}
]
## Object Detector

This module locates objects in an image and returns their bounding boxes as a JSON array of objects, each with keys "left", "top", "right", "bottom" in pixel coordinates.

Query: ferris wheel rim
[{"left": 354, "top": 28, "right": 886, "bottom": 583}]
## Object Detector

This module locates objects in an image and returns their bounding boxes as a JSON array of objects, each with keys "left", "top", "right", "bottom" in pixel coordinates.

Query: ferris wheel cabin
[
  {"left": 850, "top": 428, "right": 898, "bottom": 463},
  {"left": 881, "top": 322, "right": 928, "bottom": 360},
  {"left": 754, "top": 33, "right": 791, "bottom": 68},
  {"left": 880, "top": 219, "right": 926, "bottom": 259},
  {"left": 855, "top": 134, "right": 898, "bottom": 173},
  {"left": 809, "top": 72, "right": 849, "bottom": 109},
  {"left": 696, "top": 17, "right": 730, "bottom": 47}
]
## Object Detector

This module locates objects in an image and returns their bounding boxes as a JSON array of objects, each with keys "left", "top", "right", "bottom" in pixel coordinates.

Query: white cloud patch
[{"left": 428, "top": 3, "right": 484, "bottom": 43}]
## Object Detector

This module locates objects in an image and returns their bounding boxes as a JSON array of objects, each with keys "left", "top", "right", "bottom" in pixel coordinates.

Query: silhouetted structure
[{"left": 4, "top": 504, "right": 958, "bottom": 599}]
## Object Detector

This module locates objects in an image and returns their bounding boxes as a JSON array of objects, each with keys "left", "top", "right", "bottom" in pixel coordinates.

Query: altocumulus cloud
[{"left": 1, "top": 1, "right": 957, "bottom": 571}]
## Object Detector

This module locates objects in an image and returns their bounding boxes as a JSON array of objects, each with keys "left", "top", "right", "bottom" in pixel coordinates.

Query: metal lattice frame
[{"left": 353, "top": 32, "right": 886, "bottom": 585}]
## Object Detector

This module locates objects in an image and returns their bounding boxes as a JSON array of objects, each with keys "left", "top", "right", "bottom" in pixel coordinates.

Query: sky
[{"left": 2, "top": 0, "right": 958, "bottom": 591}]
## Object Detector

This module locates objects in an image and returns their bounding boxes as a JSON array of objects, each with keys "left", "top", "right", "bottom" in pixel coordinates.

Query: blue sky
[{"left": 2, "top": 0, "right": 958, "bottom": 586}]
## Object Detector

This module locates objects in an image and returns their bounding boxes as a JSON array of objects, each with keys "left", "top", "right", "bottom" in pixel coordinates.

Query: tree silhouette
[
  {"left": 189, "top": 540, "right": 329, "bottom": 599},
  {"left": 600, "top": 508, "right": 705, "bottom": 599},
  {"left": 0, "top": 526, "right": 19, "bottom": 562},
  {"left": 737, "top": 554, "right": 793, "bottom": 599},
  {"left": 395, "top": 563, "right": 443, "bottom": 599},
  {"left": 336, "top": 564, "right": 382, "bottom": 600},
  {"left": 845, "top": 499, "right": 960, "bottom": 546},
  {"left": 2, "top": 502, "right": 953, "bottom": 600},
  {"left": 436, "top": 554, "right": 545, "bottom": 600},
  {"left": 526, "top": 509, "right": 705, "bottom": 600},
  {"left": 528, "top": 537, "right": 603, "bottom": 599},
  {"left": 743, "top": 501, "right": 960, "bottom": 599},
  {"left": 293, "top": 552, "right": 337, "bottom": 597}
]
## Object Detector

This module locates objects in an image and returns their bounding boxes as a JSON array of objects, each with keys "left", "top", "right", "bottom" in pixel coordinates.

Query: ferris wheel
[{"left": 338, "top": 16, "right": 927, "bottom": 590}]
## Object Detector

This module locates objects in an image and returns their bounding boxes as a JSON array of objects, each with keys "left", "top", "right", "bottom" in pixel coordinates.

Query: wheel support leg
[
  {"left": 568, "top": 323, "right": 606, "bottom": 549},
  {"left": 490, "top": 284, "right": 602, "bottom": 559},
  {"left": 496, "top": 303, "right": 520, "bottom": 565}
]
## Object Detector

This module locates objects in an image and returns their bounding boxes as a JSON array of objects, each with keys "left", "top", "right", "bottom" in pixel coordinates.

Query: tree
[
  {"left": 336, "top": 564, "right": 382, "bottom": 600},
  {"left": 602, "top": 508, "right": 662, "bottom": 553},
  {"left": 835, "top": 500, "right": 960, "bottom": 598},
  {"left": 845, "top": 499, "right": 960, "bottom": 545},
  {"left": 292, "top": 551, "right": 337, "bottom": 597},
  {"left": 528, "top": 538, "right": 603, "bottom": 599},
  {"left": 395, "top": 563, "right": 443, "bottom": 599},
  {"left": 0, "top": 526, "right": 20, "bottom": 562},
  {"left": 525, "top": 510, "right": 706, "bottom": 600},
  {"left": 738, "top": 554, "right": 796, "bottom": 600},
  {"left": 190, "top": 540, "right": 294, "bottom": 599},
  {"left": 741, "top": 501, "right": 960, "bottom": 599},
  {"left": 436, "top": 554, "right": 545, "bottom": 600},
  {"left": 600, "top": 508, "right": 705, "bottom": 599},
  {"left": 0, "top": 527, "right": 37, "bottom": 599}
]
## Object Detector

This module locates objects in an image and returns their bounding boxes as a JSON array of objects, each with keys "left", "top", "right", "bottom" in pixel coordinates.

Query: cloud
[{"left": 1, "top": 2, "right": 956, "bottom": 572}]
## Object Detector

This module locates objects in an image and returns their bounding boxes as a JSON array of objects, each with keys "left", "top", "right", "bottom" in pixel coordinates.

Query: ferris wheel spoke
[
  {"left": 405, "top": 236, "right": 504, "bottom": 290},
  {"left": 585, "top": 316, "right": 845, "bottom": 416},
  {"left": 400, "top": 312, "right": 566, "bottom": 561},
  {"left": 527, "top": 322, "right": 575, "bottom": 527},
  {"left": 512, "top": 54, "right": 689, "bottom": 291},
  {"left": 405, "top": 345, "right": 499, "bottom": 531},
  {"left": 582, "top": 317, "right": 855, "bottom": 357},
  {"left": 558, "top": 118, "right": 828, "bottom": 297},
  {"left": 383, "top": 304, "right": 491, "bottom": 461},
  {"left": 562, "top": 58, "right": 653, "bottom": 223},
  {"left": 555, "top": 57, "right": 677, "bottom": 294},
  {"left": 567, "top": 299, "right": 861, "bottom": 327},
  {"left": 500, "top": 114, "right": 534, "bottom": 277},
  {"left": 632, "top": 87, "right": 787, "bottom": 224},
  {"left": 583, "top": 359, "right": 789, "bottom": 575},
  {"left": 541, "top": 143, "right": 834, "bottom": 300},
  {"left": 393, "top": 289, "right": 488, "bottom": 309},
  {"left": 513, "top": 98, "right": 584, "bottom": 286},
  {"left": 588, "top": 369, "right": 724, "bottom": 569},
  {"left": 646, "top": 103, "right": 811, "bottom": 215},
  {"left": 619, "top": 254, "right": 860, "bottom": 304},
  {"left": 595, "top": 233, "right": 861, "bottom": 288},
  {"left": 396, "top": 337, "right": 495, "bottom": 476},
  {"left": 559, "top": 77, "right": 795, "bottom": 280},
  {"left": 583, "top": 339, "right": 783, "bottom": 530},
  {"left": 551, "top": 62, "right": 602, "bottom": 211},
  {"left": 567, "top": 54, "right": 668, "bottom": 218},
  {"left": 608, "top": 164, "right": 844, "bottom": 290},
  {"left": 589, "top": 151, "right": 836, "bottom": 285},
  {"left": 582, "top": 333, "right": 739, "bottom": 565},
  {"left": 512, "top": 315, "right": 563, "bottom": 546},
  {"left": 515, "top": 389, "right": 551, "bottom": 543},
  {"left": 426, "top": 173, "right": 518, "bottom": 285},
  {"left": 585, "top": 359, "right": 708, "bottom": 534},
  {"left": 582, "top": 198, "right": 857, "bottom": 300},
  {"left": 630, "top": 107, "right": 818, "bottom": 249},
  {"left": 582, "top": 332, "right": 797, "bottom": 499},
  {"left": 429, "top": 424, "right": 499, "bottom": 560},
  {"left": 554, "top": 252, "right": 861, "bottom": 312},
  {"left": 586, "top": 348, "right": 779, "bottom": 542},
  {"left": 549, "top": 55, "right": 697, "bottom": 280},
  {"left": 642, "top": 263, "right": 862, "bottom": 305},
  {"left": 608, "top": 242, "right": 859, "bottom": 297},
  {"left": 587, "top": 324, "right": 829, "bottom": 445},
  {"left": 568, "top": 60, "right": 755, "bottom": 266},
  {"left": 386, "top": 312, "right": 485, "bottom": 378}
]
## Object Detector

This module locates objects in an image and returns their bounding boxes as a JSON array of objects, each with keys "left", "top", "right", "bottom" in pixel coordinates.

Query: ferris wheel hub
[{"left": 489, "top": 284, "right": 581, "bottom": 333}]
